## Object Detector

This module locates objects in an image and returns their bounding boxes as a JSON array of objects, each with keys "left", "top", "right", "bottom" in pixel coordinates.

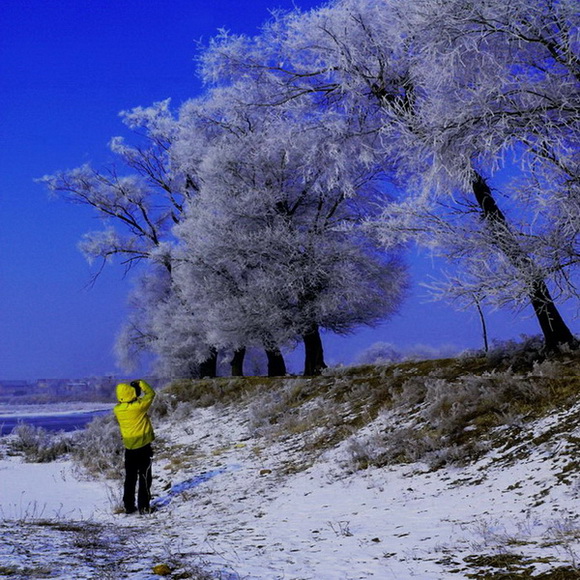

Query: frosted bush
[
  {"left": 529, "top": 360, "right": 562, "bottom": 379},
  {"left": 247, "top": 390, "right": 284, "bottom": 434},
  {"left": 485, "top": 335, "right": 546, "bottom": 367},
  {"left": 150, "top": 391, "right": 174, "bottom": 419},
  {"left": 71, "top": 414, "right": 124, "bottom": 479},
  {"left": 8, "top": 424, "right": 74, "bottom": 463},
  {"left": 345, "top": 426, "right": 441, "bottom": 470},
  {"left": 392, "top": 376, "right": 431, "bottom": 408},
  {"left": 421, "top": 375, "right": 500, "bottom": 428},
  {"left": 247, "top": 379, "right": 317, "bottom": 435}
]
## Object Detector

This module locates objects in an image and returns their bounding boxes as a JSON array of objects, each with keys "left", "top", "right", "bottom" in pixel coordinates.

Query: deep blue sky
[{"left": 0, "top": 0, "right": 574, "bottom": 381}]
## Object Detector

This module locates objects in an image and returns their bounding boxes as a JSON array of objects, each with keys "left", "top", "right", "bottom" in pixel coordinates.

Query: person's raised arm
[{"left": 132, "top": 380, "right": 155, "bottom": 410}]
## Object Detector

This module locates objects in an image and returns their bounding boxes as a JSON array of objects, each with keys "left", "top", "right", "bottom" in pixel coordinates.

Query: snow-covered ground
[
  {"left": 1, "top": 396, "right": 579, "bottom": 579},
  {"left": 0, "top": 458, "right": 110, "bottom": 521}
]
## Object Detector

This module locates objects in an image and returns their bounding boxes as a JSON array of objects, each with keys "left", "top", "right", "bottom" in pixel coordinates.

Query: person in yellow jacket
[{"left": 114, "top": 379, "right": 155, "bottom": 514}]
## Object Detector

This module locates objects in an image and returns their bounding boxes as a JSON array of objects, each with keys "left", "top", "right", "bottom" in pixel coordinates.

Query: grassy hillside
[{"left": 156, "top": 344, "right": 580, "bottom": 476}]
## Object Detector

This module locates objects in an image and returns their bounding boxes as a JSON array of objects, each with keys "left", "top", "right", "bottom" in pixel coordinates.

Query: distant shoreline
[
  {"left": 0, "top": 406, "right": 111, "bottom": 436},
  {"left": 0, "top": 402, "right": 112, "bottom": 419}
]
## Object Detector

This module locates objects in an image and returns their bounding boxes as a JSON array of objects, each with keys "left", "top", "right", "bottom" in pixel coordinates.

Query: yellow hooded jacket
[{"left": 114, "top": 380, "right": 155, "bottom": 450}]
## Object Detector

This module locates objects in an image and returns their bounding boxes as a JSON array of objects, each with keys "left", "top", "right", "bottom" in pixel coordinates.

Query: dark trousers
[{"left": 123, "top": 444, "right": 153, "bottom": 513}]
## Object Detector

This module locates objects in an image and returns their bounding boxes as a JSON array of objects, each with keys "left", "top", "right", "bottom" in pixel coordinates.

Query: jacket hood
[{"left": 116, "top": 383, "right": 137, "bottom": 403}]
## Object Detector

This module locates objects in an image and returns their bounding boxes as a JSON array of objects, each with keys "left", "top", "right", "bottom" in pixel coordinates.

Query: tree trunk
[
  {"left": 472, "top": 174, "right": 576, "bottom": 350},
  {"left": 303, "top": 324, "right": 327, "bottom": 376},
  {"left": 198, "top": 347, "right": 218, "bottom": 378},
  {"left": 474, "top": 296, "right": 489, "bottom": 353},
  {"left": 265, "top": 348, "right": 287, "bottom": 377},
  {"left": 528, "top": 281, "right": 577, "bottom": 351},
  {"left": 230, "top": 348, "right": 246, "bottom": 377}
]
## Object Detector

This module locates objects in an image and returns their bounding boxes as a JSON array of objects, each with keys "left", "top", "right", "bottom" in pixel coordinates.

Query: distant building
[
  {"left": 0, "top": 375, "right": 159, "bottom": 402},
  {"left": 36, "top": 379, "right": 62, "bottom": 397},
  {"left": 0, "top": 380, "right": 32, "bottom": 397}
]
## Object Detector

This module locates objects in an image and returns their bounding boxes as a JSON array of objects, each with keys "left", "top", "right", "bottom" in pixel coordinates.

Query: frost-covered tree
[
  {"left": 388, "top": 0, "right": 579, "bottom": 350},
  {"left": 42, "top": 100, "right": 221, "bottom": 377},
  {"left": 172, "top": 88, "right": 408, "bottom": 375},
  {"left": 198, "top": 0, "right": 578, "bottom": 350}
]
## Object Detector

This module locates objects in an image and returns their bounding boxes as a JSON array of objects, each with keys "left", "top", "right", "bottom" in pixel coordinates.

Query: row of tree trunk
[{"left": 198, "top": 324, "right": 327, "bottom": 378}]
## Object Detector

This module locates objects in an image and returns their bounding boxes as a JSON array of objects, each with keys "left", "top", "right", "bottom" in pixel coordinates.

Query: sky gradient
[{"left": 1, "top": 0, "right": 575, "bottom": 381}]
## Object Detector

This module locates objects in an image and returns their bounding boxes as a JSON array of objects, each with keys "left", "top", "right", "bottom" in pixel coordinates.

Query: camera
[{"left": 130, "top": 380, "right": 142, "bottom": 397}]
